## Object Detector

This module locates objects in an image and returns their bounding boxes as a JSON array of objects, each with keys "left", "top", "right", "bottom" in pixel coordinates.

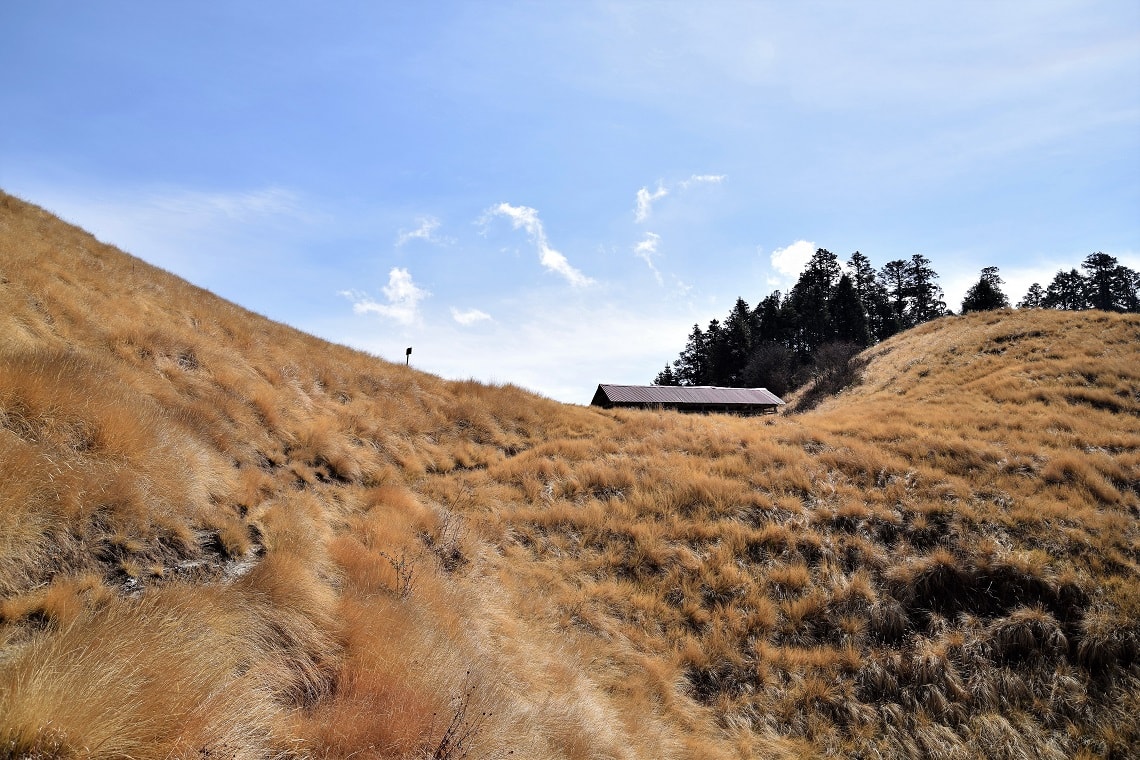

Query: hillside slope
[{"left": 1, "top": 191, "right": 1138, "bottom": 758}]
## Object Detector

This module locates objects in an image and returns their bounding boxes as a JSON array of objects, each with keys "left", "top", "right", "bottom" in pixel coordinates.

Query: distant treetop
[
  {"left": 1021, "top": 253, "right": 1139, "bottom": 314},
  {"left": 656, "top": 250, "right": 1139, "bottom": 394}
]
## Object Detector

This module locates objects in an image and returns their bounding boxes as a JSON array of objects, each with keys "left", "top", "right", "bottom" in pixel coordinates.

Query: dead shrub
[
  {"left": 1076, "top": 608, "right": 1140, "bottom": 673},
  {"left": 789, "top": 342, "right": 868, "bottom": 414},
  {"left": 986, "top": 608, "right": 1068, "bottom": 665}
]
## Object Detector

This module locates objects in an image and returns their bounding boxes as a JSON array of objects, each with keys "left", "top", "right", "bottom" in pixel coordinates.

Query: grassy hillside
[{"left": 1, "top": 190, "right": 1137, "bottom": 759}]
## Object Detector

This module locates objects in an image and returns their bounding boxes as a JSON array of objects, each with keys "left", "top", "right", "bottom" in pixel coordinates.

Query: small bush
[{"left": 790, "top": 342, "right": 868, "bottom": 413}]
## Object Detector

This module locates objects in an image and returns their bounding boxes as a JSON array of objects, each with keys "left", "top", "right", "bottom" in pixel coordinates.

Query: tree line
[{"left": 655, "top": 250, "right": 1140, "bottom": 397}]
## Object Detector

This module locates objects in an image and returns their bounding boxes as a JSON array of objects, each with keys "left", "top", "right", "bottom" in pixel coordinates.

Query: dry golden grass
[
  {"left": 2, "top": 587, "right": 285, "bottom": 757},
  {"left": 1, "top": 190, "right": 1138, "bottom": 758}
]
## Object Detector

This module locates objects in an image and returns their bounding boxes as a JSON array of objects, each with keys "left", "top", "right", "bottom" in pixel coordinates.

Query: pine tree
[
  {"left": 1082, "top": 253, "right": 1118, "bottom": 311},
  {"left": 1042, "top": 269, "right": 1086, "bottom": 310},
  {"left": 789, "top": 248, "right": 841, "bottom": 354},
  {"left": 1127, "top": 268, "right": 1140, "bottom": 313},
  {"left": 847, "top": 250, "right": 892, "bottom": 341},
  {"left": 879, "top": 259, "right": 910, "bottom": 330},
  {"left": 1081, "top": 252, "right": 1140, "bottom": 312},
  {"left": 703, "top": 319, "right": 733, "bottom": 386},
  {"left": 721, "top": 297, "right": 754, "bottom": 384},
  {"left": 831, "top": 273, "right": 871, "bottom": 345},
  {"left": 961, "top": 266, "right": 1010, "bottom": 313},
  {"left": 752, "top": 292, "right": 787, "bottom": 345},
  {"left": 907, "top": 254, "right": 945, "bottom": 323},
  {"left": 654, "top": 363, "right": 679, "bottom": 386},
  {"left": 846, "top": 251, "right": 877, "bottom": 301},
  {"left": 1018, "top": 283, "right": 1046, "bottom": 309},
  {"left": 673, "top": 324, "right": 708, "bottom": 385}
]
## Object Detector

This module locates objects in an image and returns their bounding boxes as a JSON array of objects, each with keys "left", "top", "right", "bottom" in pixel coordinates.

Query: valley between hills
[{"left": 1, "top": 191, "right": 1138, "bottom": 758}]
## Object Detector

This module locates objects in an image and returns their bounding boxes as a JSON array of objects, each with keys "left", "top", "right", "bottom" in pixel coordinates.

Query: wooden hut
[{"left": 590, "top": 384, "right": 784, "bottom": 415}]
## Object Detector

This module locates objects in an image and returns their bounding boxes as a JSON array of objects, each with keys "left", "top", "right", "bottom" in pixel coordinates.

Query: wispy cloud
[
  {"left": 633, "top": 232, "right": 663, "bottom": 284},
  {"left": 634, "top": 174, "right": 725, "bottom": 222},
  {"left": 31, "top": 185, "right": 303, "bottom": 240},
  {"left": 634, "top": 184, "right": 669, "bottom": 223},
  {"left": 342, "top": 267, "right": 430, "bottom": 325},
  {"left": 396, "top": 215, "right": 452, "bottom": 247},
  {"left": 142, "top": 186, "right": 301, "bottom": 222},
  {"left": 767, "top": 240, "right": 816, "bottom": 289},
  {"left": 481, "top": 202, "right": 594, "bottom": 287},
  {"left": 451, "top": 306, "right": 492, "bottom": 325},
  {"left": 4, "top": 184, "right": 319, "bottom": 296},
  {"left": 679, "top": 173, "right": 726, "bottom": 189}
]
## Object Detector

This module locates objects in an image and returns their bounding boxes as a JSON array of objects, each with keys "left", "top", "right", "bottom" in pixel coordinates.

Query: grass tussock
[
  {"left": 1, "top": 191, "right": 1138, "bottom": 758},
  {"left": 1, "top": 588, "right": 285, "bottom": 758}
]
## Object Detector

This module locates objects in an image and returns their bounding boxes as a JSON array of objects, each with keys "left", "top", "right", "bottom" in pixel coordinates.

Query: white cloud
[
  {"left": 451, "top": 306, "right": 492, "bottom": 325},
  {"left": 481, "top": 202, "right": 594, "bottom": 287},
  {"left": 635, "top": 174, "right": 724, "bottom": 222},
  {"left": 634, "top": 184, "right": 669, "bottom": 223},
  {"left": 323, "top": 293, "right": 703, "bottom": 404},
  {"left": 679, "top": 173, "right": 726, "bottom": 189},
  {"left": 671, "top": 274, "right": 693, "bottom": 297},
  {"left": 633, "top": 232, "right": 663, "bottom": 284},
  {"left": 767, "top": 239, "right": 816, "bottom": 288},
  {"left": 396, "top": 215, "right": 452, "bottom": 247},
  {"left": 344, "top": 267, "right": 430, "bottom": 325}
]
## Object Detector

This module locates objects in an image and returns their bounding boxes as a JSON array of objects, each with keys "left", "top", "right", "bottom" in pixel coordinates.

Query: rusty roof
[{"left": 594, "top": 384, "right": 784, "bottom": 406}]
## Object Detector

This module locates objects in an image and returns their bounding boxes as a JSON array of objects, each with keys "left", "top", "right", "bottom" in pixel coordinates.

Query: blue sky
[{"left": 3, "top": 2, "right": 1138, "bottom": 403}]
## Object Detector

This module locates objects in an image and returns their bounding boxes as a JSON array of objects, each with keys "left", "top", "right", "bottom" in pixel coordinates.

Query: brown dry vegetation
[{"left": 1, "top": 190, "right": 1137, "bottom": 758}]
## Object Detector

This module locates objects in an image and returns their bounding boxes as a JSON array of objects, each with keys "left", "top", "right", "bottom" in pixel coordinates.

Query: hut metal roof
[{"left": 595, "top": 384, "right": 784, "bottom": 407}]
